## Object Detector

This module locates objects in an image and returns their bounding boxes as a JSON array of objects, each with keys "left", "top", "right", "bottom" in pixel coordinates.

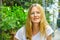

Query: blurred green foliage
[
  {"left": 57, "top": 18, "right": 60, "bottom": 28},
  {"left": 45, "top": 11, "right": 51, "bottom": 23},
  {"left": 1, "top": 6, "right": 27, "bottom": 40}
]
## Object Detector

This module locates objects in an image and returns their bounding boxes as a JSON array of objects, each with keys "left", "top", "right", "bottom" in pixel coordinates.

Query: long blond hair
[{"left": 25, "top": 3, "right": 48, "bottom": 40}]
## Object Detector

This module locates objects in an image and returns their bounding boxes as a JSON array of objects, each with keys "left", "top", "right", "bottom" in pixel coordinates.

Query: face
[{"left": 30, "top": 7, "right": 41, "bottom": 23}]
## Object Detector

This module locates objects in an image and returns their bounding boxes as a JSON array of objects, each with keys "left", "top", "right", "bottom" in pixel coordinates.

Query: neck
[{"left": 32, "top": 23, "right": 40, "bottom": 35}]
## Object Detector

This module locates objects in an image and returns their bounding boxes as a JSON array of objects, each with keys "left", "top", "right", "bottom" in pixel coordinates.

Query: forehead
[
  {"left": 32, "top": 7, "right": 38, "bottom": 9},
  {"left": 31, "top": 6, "right": 40, "bottom": 12}
]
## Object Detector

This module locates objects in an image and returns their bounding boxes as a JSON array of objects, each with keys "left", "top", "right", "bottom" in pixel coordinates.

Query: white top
[{"left": 15, "top": 25, "right": 54, "bottom": 40}]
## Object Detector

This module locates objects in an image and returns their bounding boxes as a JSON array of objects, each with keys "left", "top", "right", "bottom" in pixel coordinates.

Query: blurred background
[{"left": 0, "top": 0, "right": 60, "bottom": 40}]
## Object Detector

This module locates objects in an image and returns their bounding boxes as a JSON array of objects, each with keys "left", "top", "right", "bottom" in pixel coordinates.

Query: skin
[
  {"left": 30, "top": 7, "right": 52, "bottom": 40},
  {"left": 30, "top": 7, "right": 40, "bottom": 36}
]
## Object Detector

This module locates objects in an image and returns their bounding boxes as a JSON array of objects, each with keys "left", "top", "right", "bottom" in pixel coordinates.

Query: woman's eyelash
[
  {"left": 31, "top": 13, "right": 34, "bottom": 14},
  {"left": 37, "top": 11, "right": 40, "bottom": 13},
  {"left": 31, "top": 12, "right": 40, "bottom": 15}
]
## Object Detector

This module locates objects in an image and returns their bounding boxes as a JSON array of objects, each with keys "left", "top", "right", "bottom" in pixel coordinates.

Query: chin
[{"left": 33, "top": 21, "right": 40, "bottom": 23}]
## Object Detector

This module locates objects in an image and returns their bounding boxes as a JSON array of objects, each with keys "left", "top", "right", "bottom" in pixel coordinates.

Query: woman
[{"left": 15, "top": 3, "right": 54, "bottom": 40}]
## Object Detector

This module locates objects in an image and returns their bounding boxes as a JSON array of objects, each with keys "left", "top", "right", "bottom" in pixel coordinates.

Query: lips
[{"left": 34, "top": 18, "right": 39, "bottom": 20}]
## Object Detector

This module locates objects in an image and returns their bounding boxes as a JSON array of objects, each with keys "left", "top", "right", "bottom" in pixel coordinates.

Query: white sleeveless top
[{"left": 15, "top": 25, "right": 54, "bottom": 40}]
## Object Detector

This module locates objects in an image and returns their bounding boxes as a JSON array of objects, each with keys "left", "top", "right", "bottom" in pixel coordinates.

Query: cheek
[
  {"left": 30, "top": 16, "right": 35, "bottom": 22},
  {"left": 30, "top": 16, "right": 33, "bottom": 21}
]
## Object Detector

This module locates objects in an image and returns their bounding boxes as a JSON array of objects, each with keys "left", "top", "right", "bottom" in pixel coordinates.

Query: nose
[{"left": 34, "top": 13, "right": 37, "bottom": 17}]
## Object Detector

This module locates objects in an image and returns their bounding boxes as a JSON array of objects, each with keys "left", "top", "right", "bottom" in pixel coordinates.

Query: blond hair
[{"left": 25, "top": 3, "right": 48, "bottom": 40}]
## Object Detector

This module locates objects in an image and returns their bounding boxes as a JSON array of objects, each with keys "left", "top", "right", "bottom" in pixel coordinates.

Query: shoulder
[
  {"left": 18, "top": 25, "right": 25, "bottom": 32},
  {"left": 15, "top": 25, "right": 26, "bottom": 40},
  {"left": 45, "top": 25, "right": 54, "bottom": 36},
  {"left": 16, "top": 25, "right": 26, "bottom": 34}
]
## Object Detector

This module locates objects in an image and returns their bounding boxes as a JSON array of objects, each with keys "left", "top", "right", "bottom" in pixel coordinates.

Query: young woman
[{"left": 15, "top": 3, "right": 54, "bottom": 40}]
